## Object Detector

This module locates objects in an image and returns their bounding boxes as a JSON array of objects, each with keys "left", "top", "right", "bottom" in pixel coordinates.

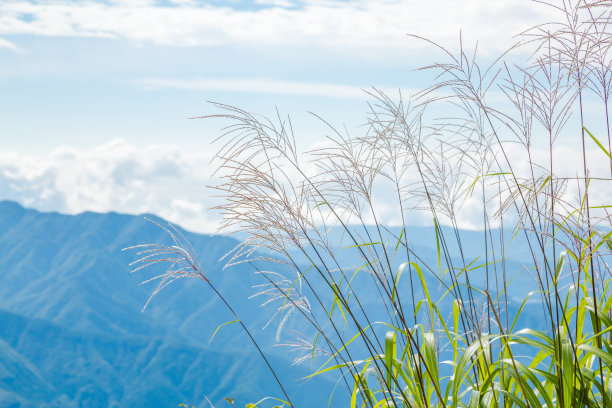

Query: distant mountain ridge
[
  {"left": 0, "top": 308, "right": 326, "bottom": 407},
  {"left": 0, "top": 201, "right": 337, "bottom": 407}
]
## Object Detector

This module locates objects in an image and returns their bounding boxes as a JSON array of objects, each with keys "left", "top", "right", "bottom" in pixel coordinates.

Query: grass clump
[{"left": 128, "top": 1, "right": 612, "bottom": 407}]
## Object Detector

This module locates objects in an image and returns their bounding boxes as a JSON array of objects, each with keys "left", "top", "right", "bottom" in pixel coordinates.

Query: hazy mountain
[
  {"left": 0, "top": 308, "right": 337, "bottom": 408},
  {"left": 0, "top": 201, "right": 338, "bottom": 407}
]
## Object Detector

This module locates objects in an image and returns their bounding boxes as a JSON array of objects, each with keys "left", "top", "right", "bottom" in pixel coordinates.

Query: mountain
[
  {"left": 0, "top": 308, "right": 332, "bottom": 408},
  {"left": 0, "top": 201, "right": 339, "bottom": 407},
  {"left": 0, "top": 200, "right": 555, "bottom": 407}
]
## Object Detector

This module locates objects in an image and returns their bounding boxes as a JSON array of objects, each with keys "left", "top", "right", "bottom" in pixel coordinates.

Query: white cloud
[
  {"left": 503, "top": 143, "right": 612, "bottom": 218},
  {"left": 254, "top": 0, "right": 295, "bottom": 7},
  {"left": 1, "top": 136, "right": 608, "bottom": 234},
  {"left": 0, "top": 36, "right": 21, "bottom": 52},
  {"left": 140, "top": 77, "right": 405, "bottom": 99},
  {"left": 108, "top": 0, "right": 156, "bottom": 6},
  {"left": 168, "top": 0, "right": 199, "bottom": 6},
  {"left": 0, "top": 0, "right": 549, "bottom": 53},
  {"left": 0, "top": 139, "right": 220, "bottom": 233}
]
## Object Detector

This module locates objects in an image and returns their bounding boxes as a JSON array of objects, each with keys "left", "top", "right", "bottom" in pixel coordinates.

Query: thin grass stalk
[{"left": 125, "top": 222, "right": 295, "bottom": 407}]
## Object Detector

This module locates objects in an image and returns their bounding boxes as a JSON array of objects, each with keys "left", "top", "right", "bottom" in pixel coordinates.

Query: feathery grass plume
[
  {"left": 128, "top": 1, "right": 612, "bottom": 407},
  {"left": 124, "top": 219, "right": 294, "bottom": 408}
]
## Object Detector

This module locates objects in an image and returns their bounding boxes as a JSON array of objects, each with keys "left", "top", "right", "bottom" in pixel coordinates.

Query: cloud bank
[
  {"left": 0, "top": 0, "right": 548, "bottom": 53},
  {"left": 1, "top": 138, "right": 610, "bottom": 234},
  {"left": 0, "top": 139, "right": 220, "bottom": 233}
]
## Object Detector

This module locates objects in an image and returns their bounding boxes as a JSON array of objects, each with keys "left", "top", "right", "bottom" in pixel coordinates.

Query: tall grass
[{"left": 128, "top": 1, "right": 612, "bottom": 406}]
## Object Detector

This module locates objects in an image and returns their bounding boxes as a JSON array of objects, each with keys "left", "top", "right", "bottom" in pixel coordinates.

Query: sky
[{"left": 1, "top": 0, "right": 598, "bottom": 233}]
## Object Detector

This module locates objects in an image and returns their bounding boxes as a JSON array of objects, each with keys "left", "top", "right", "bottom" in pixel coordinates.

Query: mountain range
[
  {"left": 0, "top": 201, "right": 341, "bottom": 407},
  {"left": 0, "top": 200, "right": 551, "bottom": 407}
]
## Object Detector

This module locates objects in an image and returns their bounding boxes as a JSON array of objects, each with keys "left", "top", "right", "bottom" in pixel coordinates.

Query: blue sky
[{"left": 0, "top": 0, "right": 579, "bottom": 232}]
